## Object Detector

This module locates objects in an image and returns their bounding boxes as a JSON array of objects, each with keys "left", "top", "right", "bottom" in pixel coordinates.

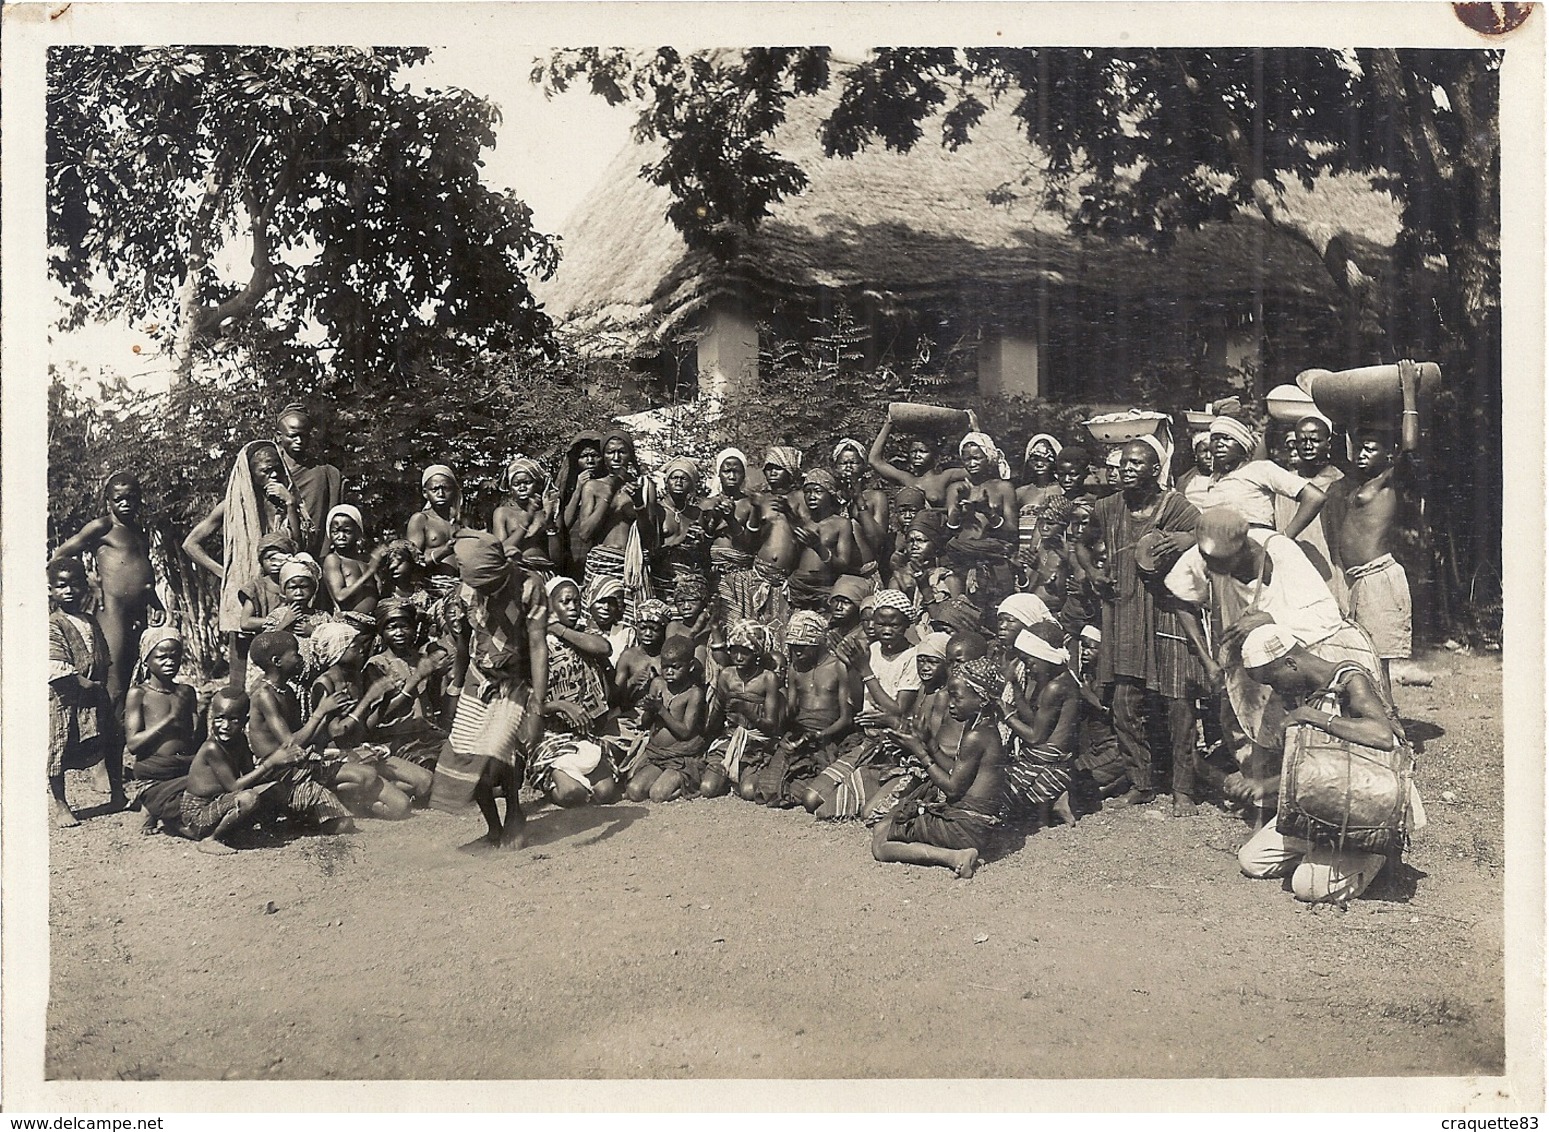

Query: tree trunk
[{"left": 171, "top": 161, "right": 226, "bottom": 387}]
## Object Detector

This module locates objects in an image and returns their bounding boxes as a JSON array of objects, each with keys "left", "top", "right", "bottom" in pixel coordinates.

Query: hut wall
[
  {"left": 696, "top": 301, "right": 760, "bottom": 398},
  {"left": 976, "top": 331, "right": 1043, "bottom": 398}
]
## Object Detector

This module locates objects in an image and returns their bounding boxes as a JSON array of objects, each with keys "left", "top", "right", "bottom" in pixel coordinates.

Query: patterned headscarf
[
  {"left": 762, "top": 446, "right": 803, "bottom": 481},
  {"left": 634, "top": 598, "right": 672, "bottom": 626},
  {"left": 928, "top": 595, "right": 982, "bottom": 635},
  {"left": 1024, "top": 433, "right": 1063, "bottom": 465},
  {"left": 956, "top": 655, "right": 1003, "bottom": 703},
  {"left": 310, "top": 621, "right": 362, "bottom": 671},
  {"left": 959, "top": 432, "right": 1011, "bottom": 480},
  {"left": 584, "top": 575, "right": 626, "bottom": 609},
  {"left": 802, "top": 468, "right": 841, "bottom": 498},
  {"left": 832, "top": 437, "right": 867, "bottom": 465},
  {"left": 377, "top": 596, "right": 419, "bottom": 626},
  {"left": 279, "top": 554, "right": 322, "bottom": 588},
  {"left": 786, "top": 610, "right": 828, "bottom": 647},
  {"left": 727, "top": 618, "right": 776, "bottom": 658},
  {"left": 872, "top": 589, "right": 919, "bottom": 621},
  {"left": 1033, "top": 495, "right": 1074, "bottom": 526},
  {"left": 502, "top": 455, "right": 546, "bottom": 492}
]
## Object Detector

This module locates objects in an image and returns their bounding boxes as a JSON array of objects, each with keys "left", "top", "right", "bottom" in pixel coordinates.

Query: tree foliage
[{"left": 50, "top": 46, "right": 561, "bottom": 384}]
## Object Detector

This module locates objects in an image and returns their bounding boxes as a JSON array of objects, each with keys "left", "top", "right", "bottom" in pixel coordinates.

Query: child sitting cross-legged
[
  {"left": 181, "top": 688, "right": 300, "bottom": 854},
  {"left": 871, "top": 655, "right": 1012, "bottom": 879},
  {"left": 246, "top": 630, "right": 359, "bottom": 834},
  {"left": 123, "top": 625, "right": 200, "bottom": 833},
  {"left": 751, "top": 610, "right": 856, "bottom": 808},
  {"left": 361, "top": 598, "right": 454, "bottom": 782},
  {"left": 702, "top": 619, "right": 782, "bottom": 800},
  {"left": 623, "top": 634, "right": 708, "bottom": 802},
  {"left": 308, "top": 621, "right": 420, "bottom": 817}
]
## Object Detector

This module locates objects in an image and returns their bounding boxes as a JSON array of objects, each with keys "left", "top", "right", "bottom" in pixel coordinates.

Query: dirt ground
[{"left": 47, "top": 648, "right": 1505, "bottom": 1082}]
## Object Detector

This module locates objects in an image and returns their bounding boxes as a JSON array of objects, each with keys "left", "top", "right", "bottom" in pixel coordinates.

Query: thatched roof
[{"left": 541, "top": 92, "right": 1402, "bottom": 356}]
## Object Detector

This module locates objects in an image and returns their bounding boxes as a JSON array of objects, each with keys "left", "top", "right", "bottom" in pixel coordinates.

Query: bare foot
[
  {"left": 196, "top": 839, "right": 237, "bottom": 856},
  {"left": 88, "top": 763, "right": 112, "bottom": 795},
  {"left": 1109, "top": 789, "right": 1156, "bottom": 808},
  {"left": 1053, "top": 794, "right": 1077, "bottom": 825},
  {"left": 948, "top": 848, "right": 980, "bottom": 879},
  {"left": 1172, "top": 794, "right": 1199, "bottom": 817},
  {"left": 139, "top": 812, "right": 160, "bottom": 836},
  {"left": 496, "top": 824, "right": 528, "bottom": 851},
  {"left": 318, "top": 817, "right": 356, "bottom": 835},
  {"left": 52, "top": 799, "right": 80, "bottom": 829}
]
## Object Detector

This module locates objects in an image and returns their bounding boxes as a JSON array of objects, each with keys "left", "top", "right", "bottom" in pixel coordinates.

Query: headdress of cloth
[
  {"left": 763, "top": 445, "right": 803, "bottom": 482},
  {"left": 706, "top": 447, "right": 754, "bottom": 497},
  {"left": 557, "top": 431, "right": 605, "bottom": 508},
  {"left": 1079, "top": 624, "right": 1102, "bottom": 644},
  {"left": 802, "top": 468, "right": 841, "bottom": 498},
  {"left": 421, "top": 464, "right": 463, "bottom": 523},
  {"left": 908, "top": 507, "right": 947, "bottom": 545},
  {"left": 325, "top": 503, "right": 365, "bottom": 538},
  {"left": 634, "top": 598, "right": 672, "bottom": 626},
  {"left": 1024, "top": 433, "right": 1064, "bottom": 465},
  {"left": 1208, "top": 415, "right": 1258, "bottom": 457},
  {"left": 727, "top": 618, "right": 775, "bottom": 658},
  {"left": 310, "top": 620, "right": 362, "bottom": 672},
  {"left": 893, "top": 485, "right": 928, "bottom": 509},
  {"left": 257, "top": 531, "right": 298, "bottom": 559},
  {"left": 1192, "top": 432, "right": 1213, "bottom": 452},
  {"left": 916, "top": 630, "right": 952, "bottom": 660},
  {"left": 1014, "top": 629, "right": 1070, "bottom": 666},
  {"left": 785, "top": 610, "right": 828, "bottom": 647},
  {"left": 1132, "top": 434, "right": 1173, "bottom": 489},
  {"left": 832, "top": 437, "right": 867, "bottom": 467},
  {"left": 959, "top": 432, "right": 1011, "bottom": 480},
  {"left": 583, "top": 574, "right": 626, "bottom": 609},
  {"left": 545, "top": 575, "right": 579, "bottom": 598},
  {"left": 133, "top": 625, "right": 183, "bottom": 684},
  {"left": 502, "top": 455, "right": 547, "bottom": 492},
  {"left": 377, "top": 595, "right": 419, "bottom": 625},
  {"left": 452, "top": 529, "right": 510, "bottom": 594},
  {"left": 997, "top": 592, "right": 1055, "bottom": 630},
  {"left": 659, "top": 456, "right": 702, "bottom": 493},
  {"left": 829, "top": 574, "right": 875, "bottom": 605},
  {"left": 600, "top": 430, "right": 638, "bottom": 473},
  {"left": 871, "top": 588, "right": 919, "bottom": 621},
  {"left": 927, "top": 594, "right": 982, "bottom": 635},
  {"left": 956, "top": 655, "right": 1003, "bottom": 703},
  {"left": 218, "top": 441, "right": 298, "bottom": 633},
  {"left": 1240, "top": 623, "right": 1298, "bottom": 669}
]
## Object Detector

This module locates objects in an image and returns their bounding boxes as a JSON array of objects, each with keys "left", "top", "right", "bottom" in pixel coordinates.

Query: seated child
[
  {"left": 753, "top": 610, "right": 855, "bottom": 808},
  {"left": 1071, "top": 625, "right": 1128, "bottom": 799},
  {"left": 1003, "top": 629, "right": 1081, "bottom": 827},
  {"left": 182, "top": 688, "right": 301, "bottom": 854},
  {"left": 608, "top": 598, "right": 670, "bottom": 763},
  {"left": 702, "top": 619, "right": 782, "bottom": 800},
  {"left": 825, "top": 574, "right": 872, "bottom": 655},
  {"left": 246, "top": 630, "right": 358, "bottom": 833},
  {"left": 871, "top": 655, "right": 1011, "bottom": 879},
  {"left": 363, "top": 598, "right": 454, "bottom": 772},
  {"left": 528, "top": 577, "right": 621, "bottom": 807},
  {"left": 322, "top": 504, "right": 387, "bottom": 615},
  {"left": 309, "top": 621, "right": 419, "bottom": 817},
  {"left": 47, "top": 557, "right": 116, "bottom": 825},
  {"left": 623, "top": 635, "right": 708, "bottom": 803},
  {"left": 239, "top": 532, "right": 299, "bottom": 637},
  {"left": 123, "top": 625, "right": 199, "bottom": 831}
]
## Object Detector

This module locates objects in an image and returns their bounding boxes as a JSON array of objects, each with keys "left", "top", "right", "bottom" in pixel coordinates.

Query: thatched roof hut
[{"left": 541, "top": 92, "right": 1402, "bottom": 404}]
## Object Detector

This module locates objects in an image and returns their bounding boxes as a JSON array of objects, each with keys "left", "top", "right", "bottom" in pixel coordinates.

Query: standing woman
[
  {"left": 944, "top": 431, "right": 1020, "bottom": 609},
  {"left": 493, "top": 455, "right": 561, "bottom": 573},
  {"left": 573, "top": 430, "right": 653, "bottom": 621},
  {"left": 555, "top": 431, "right": 605, "bottom": 574},
  {"left": 702, "top": 447, "right": 759, "bottom": 634},
  {"left": 183, "top": 440, "right": 304, "bottom": 686},
  {"left": 832, "top": 438, "right": 890, "bottom": 584},
  {"left": 646, "top": 455, "right": 709, "bottom": 604}
]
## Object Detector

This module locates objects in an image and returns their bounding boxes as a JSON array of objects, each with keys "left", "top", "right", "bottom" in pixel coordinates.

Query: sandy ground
[{"left": 47, "top": 649, "right": 1504, "bottom": 1081}]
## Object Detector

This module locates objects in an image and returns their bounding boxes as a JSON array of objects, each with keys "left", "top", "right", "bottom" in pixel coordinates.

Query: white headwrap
[
  {"left": 997, "top": 593, "right": 1055, "bottom": 629},
  {"left": 325, "top": 503, "right": 364, "bottom": 537},
  {"left": 916, "top": 631, "right": 952, "bottom": 660},
  {"left": 1208, "top": 416, "right": 1257, "bottom": 455},
  {"left": 1015, "top": 629, "right": 1070, "bottom": 666},
  {"left": 706, "top": 447, "right": 752, "bottom": 497},
  {"left": 1132, "top": 434, "right": 1172, "bottom": 488},
  {"left": 959, "top": 432, "right": 1011, "bottom": 480},
  {"left": 421, "top": 464, "right": 463, "bottom": 522}
]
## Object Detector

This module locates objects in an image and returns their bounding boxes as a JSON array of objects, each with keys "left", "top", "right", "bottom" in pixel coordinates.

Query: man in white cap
[
  {"left": 1076, "top": 438, "right": 1203, "bottom": 814},
  {"left": 1191, "top": 416, "right": 1328, "bottom": 539},
  {"left": 1232, "top": 623, "right": 1421, "bottom": 905},
  {"left": 1164, "top": 507, "right": 1385, "bottom": 807}
]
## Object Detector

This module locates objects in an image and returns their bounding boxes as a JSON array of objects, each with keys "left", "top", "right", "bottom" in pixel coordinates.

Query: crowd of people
[{"left": 48, "top": 394, "right": 1425, "bottom": 899}]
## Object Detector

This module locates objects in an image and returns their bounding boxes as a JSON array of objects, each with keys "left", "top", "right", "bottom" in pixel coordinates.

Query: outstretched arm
[{"left": 181, "top": 502, "right": 227, "bottom": 579}]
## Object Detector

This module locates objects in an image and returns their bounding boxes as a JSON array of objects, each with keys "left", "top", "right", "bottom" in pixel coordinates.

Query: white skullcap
[{"left": 1240, "top": 623, "right": 1298, "bottom": 669}]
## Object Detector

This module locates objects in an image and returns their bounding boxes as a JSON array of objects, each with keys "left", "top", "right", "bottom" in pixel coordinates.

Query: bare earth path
[{"left": 48, "top": 651, "right": 1504, "bottom": 1081}]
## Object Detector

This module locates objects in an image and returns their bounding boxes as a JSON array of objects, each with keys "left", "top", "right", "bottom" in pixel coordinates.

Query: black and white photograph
[{"left": 2, "top": 0, "right": 1542, "bottom": 1113}]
